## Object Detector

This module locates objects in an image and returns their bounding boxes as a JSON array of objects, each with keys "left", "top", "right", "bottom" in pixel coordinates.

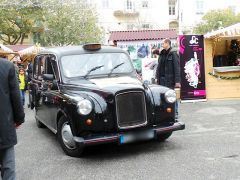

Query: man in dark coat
[
  {"left": 156, "top": 39, "right": 180, "bottom": 88},
  {"left": 0, "top": 58, "right": 25, "bottom": 180},
  {"left": 155, "top": 38, "right": 181, "bottom": 117}
]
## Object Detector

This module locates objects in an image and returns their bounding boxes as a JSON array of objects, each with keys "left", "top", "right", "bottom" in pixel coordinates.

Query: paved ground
[{"left": 15, "top": 99, "right": 240, "bottom": 180}]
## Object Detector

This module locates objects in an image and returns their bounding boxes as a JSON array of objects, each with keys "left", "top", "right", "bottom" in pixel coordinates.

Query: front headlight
[
  {"left": 164, "top": 89, "right": 177, "bottom": 103},
  {"left": 77, "top": 99, "right": 92, "bottom": 115}
]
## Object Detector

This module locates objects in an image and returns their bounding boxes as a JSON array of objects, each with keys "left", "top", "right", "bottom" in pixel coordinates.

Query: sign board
[{"left": 179, "top": 35, "right": 206, "bottom": 101}]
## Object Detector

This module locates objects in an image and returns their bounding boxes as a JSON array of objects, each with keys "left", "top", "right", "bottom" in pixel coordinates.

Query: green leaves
[
  {"left": 0, "top": 0, "right": 103, "bottom": 45},
  {"left": 35, "top": 0, "right": 103, "bottom": 46},
  {"left": 0, "top": 1, "right": 44, "bottom": 44},
  {"left": 193, "top": 8, "right": 240, "bottom": 34}
]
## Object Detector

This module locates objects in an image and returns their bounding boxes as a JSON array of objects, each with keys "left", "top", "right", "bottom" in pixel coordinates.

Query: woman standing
[{"left": 19, "top": 68, "right": 28, "bottom": 107}]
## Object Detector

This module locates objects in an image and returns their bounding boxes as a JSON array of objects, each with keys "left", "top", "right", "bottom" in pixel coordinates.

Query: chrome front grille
[{"left": 115, "top": 91, "right": 147, "bottom": 129}]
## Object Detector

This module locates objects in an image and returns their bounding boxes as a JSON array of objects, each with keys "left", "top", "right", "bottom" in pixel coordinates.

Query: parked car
[{"left": 28, "top": 43, "right": 185, "bottom": 157}]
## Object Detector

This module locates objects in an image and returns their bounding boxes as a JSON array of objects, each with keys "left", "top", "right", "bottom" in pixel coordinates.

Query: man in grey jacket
[{"left": 0, "top": 58, "right": 25, "bottom": 180}]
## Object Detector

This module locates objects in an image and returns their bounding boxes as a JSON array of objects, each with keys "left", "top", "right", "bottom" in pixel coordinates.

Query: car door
[
  {"left": 33, "top": 55, "right": 50, "bottom": 126},
  {"left": 30, "top": 55, "right": 44, "bottom": 114},
  {"left": 41, "top": 55, "right": 60, "bottom": 132}
]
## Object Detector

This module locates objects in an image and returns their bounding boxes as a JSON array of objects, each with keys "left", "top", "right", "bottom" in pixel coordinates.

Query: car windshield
[{"left": 60, "top": 53, "right": 133, "bottom": 79}]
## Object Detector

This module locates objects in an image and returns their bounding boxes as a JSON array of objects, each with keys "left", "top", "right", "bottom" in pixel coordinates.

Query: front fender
[{"left": 148, "top": 84, "right": 169, "bottom": 106}]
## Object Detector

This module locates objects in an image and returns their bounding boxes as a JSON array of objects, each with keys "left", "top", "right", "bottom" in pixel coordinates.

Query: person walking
[
  {"left": 18, "top": 68, "right": 28, "bottom": 107},
  {"left": 155, "top": 38, "right": 181, "bottom": 118},
  {"left": 0, "top": 57, "right": 25, "bottom": 180}
]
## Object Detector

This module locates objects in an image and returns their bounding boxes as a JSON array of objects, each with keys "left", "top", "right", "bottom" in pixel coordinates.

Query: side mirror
[{"left": 43, "top": 74, "right": 54, "bottom": 81}]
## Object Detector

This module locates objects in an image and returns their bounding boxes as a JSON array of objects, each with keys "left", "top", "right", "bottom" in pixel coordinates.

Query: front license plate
[{"left": 119, "top": 130, "right": 154, "bottom": 144}]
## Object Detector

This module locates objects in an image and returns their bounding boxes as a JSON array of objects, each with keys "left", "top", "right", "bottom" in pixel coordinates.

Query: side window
[
  {"left": 45, "top": 55, "right": 59, "bottom": 90},
  {"left": 44, "top": 55, "right": 59, "bottom": 81},
  {"left": 33, "top": 55, "right": 49, "bottom": 80},
  {"left": 50, "top": 57, "right": 60, "bottom": 81},
  {"left": 38, "top": 56, "right": 46, "bottom": 80},
  {"left": 33, "top": 56, "right": 41, "bottom": 79},
  {"left": 45, "top": 56, "right": 54, "bottom": 75},
  {"left": 33, "top": 57, "right": 37, "bottom": 79}
]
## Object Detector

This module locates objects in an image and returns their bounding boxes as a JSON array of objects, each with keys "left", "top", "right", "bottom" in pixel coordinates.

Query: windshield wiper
[
  {"left": 83, "top": 65, "right": 104, "bottom": 78},
  {"left": 108, "top": 62, "right": 125, "bottom": 77}
]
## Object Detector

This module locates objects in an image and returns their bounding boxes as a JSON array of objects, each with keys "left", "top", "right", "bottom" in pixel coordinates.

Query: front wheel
[
  {"left": 57, "top": 116, "right": 84, "bottom": 157},
  {"left": 156, "top": 132, "right": 172, "bottom": 142}
]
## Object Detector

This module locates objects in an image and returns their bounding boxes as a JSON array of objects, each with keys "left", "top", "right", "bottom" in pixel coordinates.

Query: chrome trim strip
[
  {"left": 72, "top": 122, "right": 185, "bottom": 146},
  {"left": 73, "top": 136, "right": 118, "bottom": 145},
  {"left": 154, "top": 122, "right": 185, "bottom": 133}
]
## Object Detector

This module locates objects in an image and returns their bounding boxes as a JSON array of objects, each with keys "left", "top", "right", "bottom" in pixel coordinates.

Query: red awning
[
  {"left": 6, "top": 45, "right": 33, "bottom": 52},
  {"left": 109, "top": 29, "right": 177, "bottom": 41}
]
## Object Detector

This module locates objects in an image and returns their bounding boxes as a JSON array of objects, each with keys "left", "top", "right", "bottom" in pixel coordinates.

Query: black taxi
[{"left": 28, "top": 43, "right": 185, "bottom": 157}]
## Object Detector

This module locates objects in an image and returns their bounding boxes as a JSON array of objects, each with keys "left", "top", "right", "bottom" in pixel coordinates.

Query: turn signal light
[
  {"left": 86, "top": 119, "right": 93, "bottom": 126},
  {"left": 166, "top": 108, "right": 172, "bottom": 113}
]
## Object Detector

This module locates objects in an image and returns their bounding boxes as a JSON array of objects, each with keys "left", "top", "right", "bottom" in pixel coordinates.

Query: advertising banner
[{"left": 179, "top": 35, "right": 206, "bottom": 101}]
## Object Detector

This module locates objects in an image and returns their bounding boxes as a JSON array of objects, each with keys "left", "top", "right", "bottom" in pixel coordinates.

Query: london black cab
[{"left": 28, "top": 43, "right": 185, "bottom": 157}]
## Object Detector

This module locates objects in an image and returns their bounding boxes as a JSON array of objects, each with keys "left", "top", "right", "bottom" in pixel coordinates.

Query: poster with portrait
[{"left": 179, "top": 35, "right": 206, "bottom": 101}]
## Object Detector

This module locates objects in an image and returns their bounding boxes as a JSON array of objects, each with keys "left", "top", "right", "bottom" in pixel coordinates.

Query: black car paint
[
  {"left": 32, "top": 78, "right": 175, "bottom": 135},
  {"left": 29, "top": 45, "right": 184, "bottom": 154}
]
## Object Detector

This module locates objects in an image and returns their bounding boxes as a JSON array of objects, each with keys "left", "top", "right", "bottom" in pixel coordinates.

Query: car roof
[{"left": 39, "top": 45, "right": 128, "bottom": 59}]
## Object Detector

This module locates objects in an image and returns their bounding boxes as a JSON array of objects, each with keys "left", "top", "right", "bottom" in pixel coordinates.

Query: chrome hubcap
[{"left": 61, "top": 122, "right": 76, "bottom": 150}]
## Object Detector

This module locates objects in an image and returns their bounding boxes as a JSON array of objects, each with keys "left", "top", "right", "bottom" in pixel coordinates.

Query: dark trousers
[
  {"left": 20, "top": 90, "right": 25, "bottom": 106},
  {"left": 0, "top": 146, "right": 16, "bottom": 180}
]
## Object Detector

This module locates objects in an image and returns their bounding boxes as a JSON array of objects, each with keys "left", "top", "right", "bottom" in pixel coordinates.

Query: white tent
[
  {"left": 0, "top": 44, "right": 14, "bottom": 53},
  {"left": 18, "top": 45, "right": 45, "bottom": 56},
  {"left": 204, "top": 23, "right": 240, "bottom": 39}
]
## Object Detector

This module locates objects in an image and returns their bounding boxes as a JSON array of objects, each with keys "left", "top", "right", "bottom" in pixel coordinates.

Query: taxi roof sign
[{"left": 83, "top": 43, "right": 101, "bottom": 51}]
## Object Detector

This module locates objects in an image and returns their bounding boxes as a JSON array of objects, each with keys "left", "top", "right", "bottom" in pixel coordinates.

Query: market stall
[
  {"left": 0, "top": 44, "right": 19, "bottom": 60},
  {"left": 18, "top": 45, "right": 45, "bottom": 64},
  {"left": 204, "top": 23, "right": 240, "bottom": 99}
]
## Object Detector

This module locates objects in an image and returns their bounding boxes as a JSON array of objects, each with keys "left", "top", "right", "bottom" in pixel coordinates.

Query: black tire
[
  {"left": 156, "top": 132, "right": 172, "bottom": 142},
  {"left": 57, "top": 116, "right": 84, "bottom": 157},
  {"left": 35, "top": 108, "right": 45, "bottom": 128}
]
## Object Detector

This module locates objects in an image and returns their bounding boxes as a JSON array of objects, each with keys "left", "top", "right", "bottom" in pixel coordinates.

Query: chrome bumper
[{"left": 73, "top": 121, "right": 185, "bottom": 146}]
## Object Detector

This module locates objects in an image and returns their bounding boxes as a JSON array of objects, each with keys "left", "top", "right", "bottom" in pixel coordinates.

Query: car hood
[
  {"left": 61, "top": 76, "right": 145, "bottom": 98},
  {"left": 89, "top": 76, "right": 143, "bottom": 91}
]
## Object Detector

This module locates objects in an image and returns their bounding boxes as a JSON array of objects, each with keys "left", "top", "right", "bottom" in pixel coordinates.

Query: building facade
[
  {"left": 1, "top": 0, "right": 239, "bottom": 45},
  {"left": 88, "top": 0, "right": 240, "bottom": 43},
  {"left": 89, "top": 0, "right": 178, "bottom": 43}
]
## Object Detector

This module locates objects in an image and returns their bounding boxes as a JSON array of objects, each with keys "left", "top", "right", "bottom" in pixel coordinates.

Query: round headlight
[
  {"left": 164, "top": 89, "right": 177, "bottom": 103},
  {"left": 77, "top": 99, "right": 92, "bottom": 115}
]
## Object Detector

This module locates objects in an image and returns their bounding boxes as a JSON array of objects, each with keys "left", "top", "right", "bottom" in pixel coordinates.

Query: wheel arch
[
  {"left": 56, "top": 109, "right": 77, "bottom": 135},
  {"left": 56, "top": 109, "right": 68, "bottom": 127}
]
